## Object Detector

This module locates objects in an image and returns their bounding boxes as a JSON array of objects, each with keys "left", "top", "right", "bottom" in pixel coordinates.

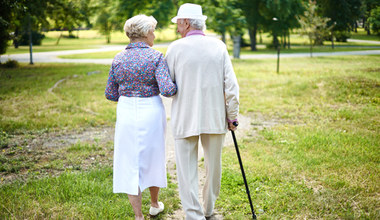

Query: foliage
[
  {"left": 206, "top": 0, "right": 246, "bottom": 43},
  {"left": 0, "top": 0, "right": 18, "bottom": 54},
  {"left": 298, "top": 0, "right": 332, "bottom": 56},
  {"left": 46, "top": 0, "right": 89, "bottom": 45},
  {"left": 0, "top": 59, "right": 19, "bottom": 68},
  {"left": 258, "top": 0, "right": 305, "bottom": 48},
  {"left": 360, "top": 0, "right": 380, "bottom": 35},
  {"left": 19, "top": 31, "right": 45, "bottom": 46},
  {"left": 93, "top": 0, "right": 118, "bottom": 44},
  {"left": 317, "top": 0, "right": 362, "bottom": 32},
  {"left": 237, "top": 0, "right": 265, "bottom": 51},
  {"left": 368, "top": 6, "right": 380, "bottom": 35}
]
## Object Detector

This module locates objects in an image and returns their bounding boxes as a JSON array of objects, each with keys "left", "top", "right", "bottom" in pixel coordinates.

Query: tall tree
[
  {"left": 259, "top": 0, "right": 304, "bottom": 49},
  {"left": 298, "top": 0, "right": 331, "bottom": 57},
  {"left": 361, "top": 0, "right": 380, "bottom": 35},
  {"left": 368, "top": 5, "right": 380, "bottom": 35},
  {"left": 238, "top": 0, "right": 265, "bottom": 51},
  {"left": 317, "top": 0, "right": 363, "bottom": 41},
  {"left": 206, "top": 0, "right": 245, "bottom": 44},
  {"left": 1, "top": 0, "right": 50, "bottom": 53},
  {"left": 47, "top": 0, "right": 87, "bottom": 45},
  {"left": 0, "top": 0, "right": 15, "bottom": 55}
]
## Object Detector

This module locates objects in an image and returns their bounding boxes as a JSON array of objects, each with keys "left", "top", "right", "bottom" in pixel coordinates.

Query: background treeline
[{"left": 1, "top": 0, "right": 379, "bottom": 54}]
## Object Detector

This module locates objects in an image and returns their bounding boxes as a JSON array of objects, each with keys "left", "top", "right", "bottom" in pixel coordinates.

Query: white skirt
[{"left": 113, "top": 95, "right": 167, "bottom": 195}]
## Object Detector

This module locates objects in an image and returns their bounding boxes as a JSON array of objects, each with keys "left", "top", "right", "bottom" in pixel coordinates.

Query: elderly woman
[{"left": 105, "top": 14, "right": 176, "bottom": 219}]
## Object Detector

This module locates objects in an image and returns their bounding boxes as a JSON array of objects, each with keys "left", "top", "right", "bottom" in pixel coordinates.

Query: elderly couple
[{"left": 105, "top": 3, "right": 239, "bottom": 220}]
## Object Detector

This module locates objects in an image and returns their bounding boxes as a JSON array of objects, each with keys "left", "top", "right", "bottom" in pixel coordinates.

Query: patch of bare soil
[{"left": 1, "top": 126, "right": 115, "bottom": 184}]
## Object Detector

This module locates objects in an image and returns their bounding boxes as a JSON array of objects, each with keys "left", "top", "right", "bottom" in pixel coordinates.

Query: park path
[
  {"left": 161, "top": 96, "right": 258, "bottom": 219},
  {"left": 1, "top": 40, "right": 380, "bottom": 64}
]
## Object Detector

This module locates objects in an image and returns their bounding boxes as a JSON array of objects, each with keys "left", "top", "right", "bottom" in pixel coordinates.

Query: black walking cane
[{"left": 231, "top": 122, "right": 257, "bottom": 219}]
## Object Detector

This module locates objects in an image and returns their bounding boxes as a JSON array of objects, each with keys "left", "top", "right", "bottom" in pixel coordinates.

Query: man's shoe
[{"left": 149, "top": 202, "right": 164, "bottom": 216}]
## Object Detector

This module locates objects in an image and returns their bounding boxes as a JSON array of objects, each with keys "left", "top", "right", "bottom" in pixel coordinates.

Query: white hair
[
  {"left": 189, "top": 19, "right": 206, "bottom": 31},
  {"left": 179, "top": 18, "right": 206, "bottom": 31},
  {"left": 124, "top": 14, "right": 157, "bottom": 39}
]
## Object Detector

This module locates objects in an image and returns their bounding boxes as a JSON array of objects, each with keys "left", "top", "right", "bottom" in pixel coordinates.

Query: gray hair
[
  {"left": 188, "top": 19, "right": 206, "bottom": 31},
  {"left": 124, "top": 14, "right": 157, "bottom": 39}
]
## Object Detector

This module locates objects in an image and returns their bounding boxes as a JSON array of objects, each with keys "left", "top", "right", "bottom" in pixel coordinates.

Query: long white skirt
[{"left": 113, "top": 95, "right": 167, "bottom": 195}]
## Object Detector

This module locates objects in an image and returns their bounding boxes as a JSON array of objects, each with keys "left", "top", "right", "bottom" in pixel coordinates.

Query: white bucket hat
[{"left": 171, "top": 3, "right": 207, "bottom": 23}]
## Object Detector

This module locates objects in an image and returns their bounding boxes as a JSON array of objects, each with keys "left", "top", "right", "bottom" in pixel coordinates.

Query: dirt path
[{"left": 161, "top": 97, "right": 274, "bottom": 219}]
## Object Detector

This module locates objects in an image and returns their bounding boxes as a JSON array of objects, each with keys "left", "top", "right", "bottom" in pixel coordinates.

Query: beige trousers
[{"left": 175, "top": 134, "right": 225, "bottom": 220}]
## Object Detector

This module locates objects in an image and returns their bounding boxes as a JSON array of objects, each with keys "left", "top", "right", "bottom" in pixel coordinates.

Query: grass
[
  {"left": 350, "top": 28, "right": 380, "bottom": 41},
  {"left": 0, "top": 63, "right": 114, "bottom": 133},
  {"left": 4, "top": 28, "right": 179, "bottom": 55},
  {"left": 1, "top": 166, "right": 179, "bottom": 219},
  {"left": 217, "top": 55, "right": 380, "bottom": 219},
  {"left": 0, "top": 51, "right": 379, "bottom": 218}
]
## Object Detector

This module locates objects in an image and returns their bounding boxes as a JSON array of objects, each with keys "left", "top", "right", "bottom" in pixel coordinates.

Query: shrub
[
  {"left": 1, "top": 59, "right": 19, "bottom": 68},
  {"left": 19, "top": 31, "right": 45, "bottom": 46}
]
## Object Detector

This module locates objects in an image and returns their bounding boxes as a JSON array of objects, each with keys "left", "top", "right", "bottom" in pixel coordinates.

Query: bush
[
  {"left": 369, "top": 6, "right": 380, "bottom": 36},
  {"left": 19, "top": 31, "right": 45, "bottom": 46},
  {"left": 334, "top": 31, "right": 351, "bottom": 42},
  {"left": 1, "top": 59, "right": 19, "bottom": 68}
]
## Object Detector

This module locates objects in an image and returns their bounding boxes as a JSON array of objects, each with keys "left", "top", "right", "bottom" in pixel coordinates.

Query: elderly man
[{"left": 165, "top": 3, "right": 240, "bottom": 220}]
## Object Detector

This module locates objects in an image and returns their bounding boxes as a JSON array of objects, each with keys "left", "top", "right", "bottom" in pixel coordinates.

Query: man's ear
[{"left": 184, "top": 19, "right": 190, "bottom": 29}]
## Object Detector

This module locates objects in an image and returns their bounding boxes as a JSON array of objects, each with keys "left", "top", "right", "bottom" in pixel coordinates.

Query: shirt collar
[
  {"left": 126, "top": 42, "right": 150, "bottom": 49},
  {"left": 186, "top": 30, "right": 205, "bottom": 37}
]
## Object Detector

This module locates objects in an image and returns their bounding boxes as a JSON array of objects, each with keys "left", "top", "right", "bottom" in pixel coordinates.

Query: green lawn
[
  {"left": 1, "top": 55, "right": 379, "bottom": 219},
  {"left": 218, "top": 55, "right": 380, "bottom": 219}
]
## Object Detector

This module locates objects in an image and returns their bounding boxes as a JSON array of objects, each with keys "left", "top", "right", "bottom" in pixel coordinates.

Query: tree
[
  {"left": 237, "top": 0, "right": 265, "bottom": 51},
  {"left": 0, "top": 0, "right": 14, "bottom": 55},
  {"left": 368, "top": 6, "right": 380, "bottom": 35},
  {"left": 317, "top": 0, "right": 363, "bottom": 41},
  {"left": 361, "top": 0, "right": 380, "bottom": 35},
  {"left": 92, "top": 0, "right": 115, "bottom": 44},
  {"left": 298, "top": 0, "right": 331, "bottom": 57},
  {"left": 206, "top": 0, "right": 245, "bottom": 44},
  {"left": 205, "top": 0, "right": 245, "bottom": 58},
  {"left": 258, "top": 0, "right": 304, "bottom": 50},
  {"left": 47, "top": 0, "right": 87, "bottom": 45}
]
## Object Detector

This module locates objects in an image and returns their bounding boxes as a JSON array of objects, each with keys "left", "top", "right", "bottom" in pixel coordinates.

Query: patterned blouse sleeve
[
  {"left": 105, "top": 65, "right": 120, "bottom": 101},
  {"left": 155, "top": 54, "right": 177, "bottom": 97}
]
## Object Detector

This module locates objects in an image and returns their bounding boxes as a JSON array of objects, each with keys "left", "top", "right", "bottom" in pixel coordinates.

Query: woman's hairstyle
[
  {"left": 189, "top": 19, "right": 206, "bottom": 31},
  {"left": 124, "top": 15, "right": 157, "bottom": 39}
]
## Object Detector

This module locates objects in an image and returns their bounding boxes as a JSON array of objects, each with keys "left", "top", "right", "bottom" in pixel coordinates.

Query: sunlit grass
[
  {"left": 217, "top": 55, "right": 380, "bottom": 219},
  {"left": 0, "top": 55, "right": 379, "bottom": 219}
]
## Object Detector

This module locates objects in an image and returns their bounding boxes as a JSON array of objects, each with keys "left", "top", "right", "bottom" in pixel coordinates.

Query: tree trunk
[
  {"left": 221, "top": 31, "right": 226, "bottom": 44},
  {"left": 248, "top": 26, "right": 257, "bottom": 51},
  {"left": 287, "top": 33, "right": 290, "bottom": 49},
  {"left": 366, "top": 12, "right": 371, "bottom": 35},
  {"left": 13, "top": 27, "right": 19, "bottom": 49},
  {"left": 28, "top": 14, "right": 33, "bottom": 65},
  {"left": 273, "top": 33, "right": 279, "bottom": 50},
  {"left": 309, "top": 37, "right": 313, "bottom": 58},
  {"left": 233, "top": 35, "right": 241, "bottom": 59},
  {"left": 107, "top": 34, "right": 110, "bottom": 44},
  {"left": 56, "top": 33, "right": 62, "bottom": 45}
]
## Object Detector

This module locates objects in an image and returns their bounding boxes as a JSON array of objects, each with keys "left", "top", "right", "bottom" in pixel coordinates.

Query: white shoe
[{"left": 149, "top": 201, "right": 164, "bottom": 216}]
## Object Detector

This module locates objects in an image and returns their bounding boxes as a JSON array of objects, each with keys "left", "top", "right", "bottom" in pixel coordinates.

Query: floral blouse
[{"left": 105, "top": 42, "right": 177, "bottom": 101}]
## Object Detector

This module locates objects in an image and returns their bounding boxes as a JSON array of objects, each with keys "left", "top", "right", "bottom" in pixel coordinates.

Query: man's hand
[{"left": 228, "top": 121, "right": 238, "bottom": 131}]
